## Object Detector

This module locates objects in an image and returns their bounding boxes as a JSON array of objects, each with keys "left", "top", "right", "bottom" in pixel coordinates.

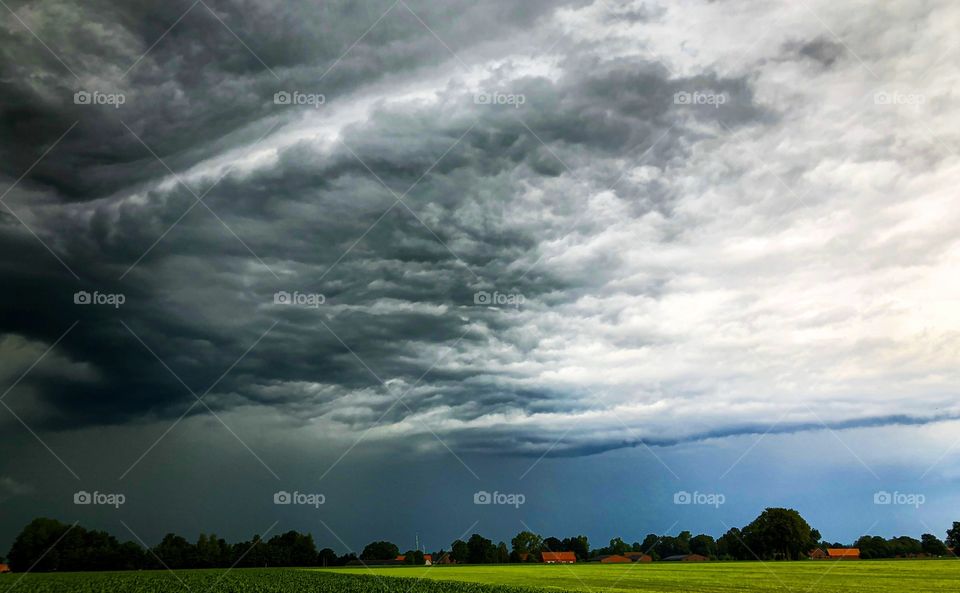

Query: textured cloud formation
[{"left": 2, "top": 0, "right": 959, "bottom": 470}]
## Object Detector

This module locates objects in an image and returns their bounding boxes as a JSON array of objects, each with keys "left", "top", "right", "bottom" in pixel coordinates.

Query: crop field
[
  {"left": 2, "top": 561, "right": 959, "bottom": 593},
  {"left": 0, "top": 569, "right": 539, "bottom": 593}
]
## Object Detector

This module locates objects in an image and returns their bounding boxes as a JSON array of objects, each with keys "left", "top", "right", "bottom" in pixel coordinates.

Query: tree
[
  {"left": 511, "top": 531, "right": 543, "bottom": 558},
  {"left": 855, "top": 535, "right": 889, "bottom": 559},
  {"left": 496, "top": 542, "right": 510, "bottom": 563},
  {"left": 689, "top": 534, "right": 717, "bottom": 558},
  {"left": 717, "top": 527, "right": 749, "bottom": 560},
  {"left": 154, "top": 533, "right": 195, "bottom": 569},
  {"left": 741, "top": 508, "right": 816, "bottom": 560},
  {"left": 946, "top": 522, "right": 960, "bottom": 550},
  {"left": 608, "top": 537, "right": 629, "bottom": 555},
  {"left": 639, "top": 534, "right": 660, "bottom": 558},
  {"left": 361, "top": 541, "right": 399, "bottom": 562},
  {"left": 467, "top": 534, "right": 496, "bottom": 564},
  {"left": 8, "top": 518, "right": 74, "bottom": 572},
  {"left": 921, "top": 534, "right": 948, "bottom": 556},
  {"left": 450, "top": 539, "right": 469, "bottom": 563},
  {"left": 317, "top": 548, "right": 338, "bottom": 567},
  {"left": 563, "top": 535, "right": 589, "bottom": 560},
  {"left": 542, "top": 537, "right": 563, "bottom": 552},
  {"left": 402, "top": 550, "right": 425, "bottom": 565}
]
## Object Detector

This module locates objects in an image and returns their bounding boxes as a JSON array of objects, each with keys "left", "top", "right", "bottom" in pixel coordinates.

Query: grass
[
  {"left": 322, "top": 559, "right": 960, "bottom": 593},
  {"left": 1, "top": 561, "right": 958, "bottom": 592}
]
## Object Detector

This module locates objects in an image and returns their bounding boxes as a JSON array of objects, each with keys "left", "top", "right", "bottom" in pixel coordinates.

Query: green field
[
  {"left": 325, "top": 560, "right": 960, "bottom": 593},
  {"left": 1, "top": 561, "right": 958, "bottom": 593}
]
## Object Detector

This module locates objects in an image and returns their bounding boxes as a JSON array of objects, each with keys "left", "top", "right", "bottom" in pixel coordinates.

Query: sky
[{"left": 1, "top": 0, "right": 959, "bottom": 556}]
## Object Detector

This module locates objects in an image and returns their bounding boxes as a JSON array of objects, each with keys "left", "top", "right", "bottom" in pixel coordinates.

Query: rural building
[
  {"left": 623, "top": 552, "right": 653, "bottom": 563},
  {"left": 394, "top": 554, "right": 433, "bottom": 565},
  {"left": 542, "top": 551, "right": 577, "bottom": 564},
  {"left": 592, "top": 555, "right": 632, "bottom": 563},
  {"left": 809, "top": 549, "right": 828, "bottom": 559},
  {"left": 662, "top": 554, "right": 708, "bottom": 562},
  {"left": 0, "top": 563, "right": 9, "bottom": 573},
  {"left": 827, "top": 548, "right": 860, "bottom": 560}
]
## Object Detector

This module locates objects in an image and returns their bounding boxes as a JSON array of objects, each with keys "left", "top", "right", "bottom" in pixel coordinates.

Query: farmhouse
[
  {"left": 827, "top": 548, "right": 861, "bottom": 560},
  {"left": 809, "top": 548, "right": 828, "bottom": 559},
  {"left": 0, "top": 563, "right": 9, "bottom": 573},
  {"left": 662, "top": 554, "right": 708, "bottom": 562},
  {"left": 623, "top": 552, "right": 653, "bottom": 563},
  {"left": 541, "top": 551, "right": 577, "bottom": 564}
]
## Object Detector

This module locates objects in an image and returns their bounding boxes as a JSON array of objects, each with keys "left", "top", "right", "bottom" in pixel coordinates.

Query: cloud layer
[{"left": 2, "top": 0, "right": 959, "bottom": 471}]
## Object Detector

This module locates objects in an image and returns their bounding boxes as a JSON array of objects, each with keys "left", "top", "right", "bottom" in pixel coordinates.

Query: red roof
[
  {"left": 542, "top": 551, "right": 577, "bottom": 562},
  {"left": 0, "top": 563, "right": 9, "bottom": 573},
  {"left": 827, "top": 548, "right": 860, "bottom": 558}
]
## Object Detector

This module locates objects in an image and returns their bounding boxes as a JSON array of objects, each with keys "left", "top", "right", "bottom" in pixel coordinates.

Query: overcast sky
[{"left": 2, "top": 0, "right": 959, "bottom": 555}]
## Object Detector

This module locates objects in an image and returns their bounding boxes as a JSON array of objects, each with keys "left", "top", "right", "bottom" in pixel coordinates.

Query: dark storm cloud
[
  {"left": 17, "top": 0, "right": 933, "bottom": 467},
  {"left": 0, "top": 0, "right": 581, "bottom": 200},
  {"left": 0, "top": 0, "right": 767, "bottom": 441}
]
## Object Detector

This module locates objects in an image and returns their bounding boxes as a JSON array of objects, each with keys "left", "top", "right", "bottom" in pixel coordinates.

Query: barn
[
  {"left": 827, "top": 548, "right": 861, "bottom": 560},
  {"left": 541, "top": 551, "right": 577, "bottom": 564}
]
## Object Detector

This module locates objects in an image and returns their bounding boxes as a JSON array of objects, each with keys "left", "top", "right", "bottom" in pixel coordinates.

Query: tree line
[{"left": 5, "top": 512, "right": 959, "bottom": 572}]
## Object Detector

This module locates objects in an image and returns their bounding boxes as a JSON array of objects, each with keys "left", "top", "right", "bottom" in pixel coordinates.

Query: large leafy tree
[
  {"left": 946, "top": 522, "right": 960, "bottom": 549},
  {"left": 563, "top": 535, "right": 590, "bottom": 560},
  {"left": 360, "top": 540, "right": 399, "bottom": 562},
  {"left": 608, "top": 537, "right": 629, "bottom": 555},
  {"left": 450, "top": 539, "right": 469, "bottom": 563},
  {"left": 510, "top": 531, "right": 543, "bottom": 557},
  {"left": 741, "top": 508, "right": 816, "bottom": 560},
  {"left": 921, "top": 534, "right": 949, "bottom": 556},
  {"left": 467, "top": 534, "right": 496, "bottom": 563},
  {"left": 717, "top": 527, "right": 750, "bottom": 560}
]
